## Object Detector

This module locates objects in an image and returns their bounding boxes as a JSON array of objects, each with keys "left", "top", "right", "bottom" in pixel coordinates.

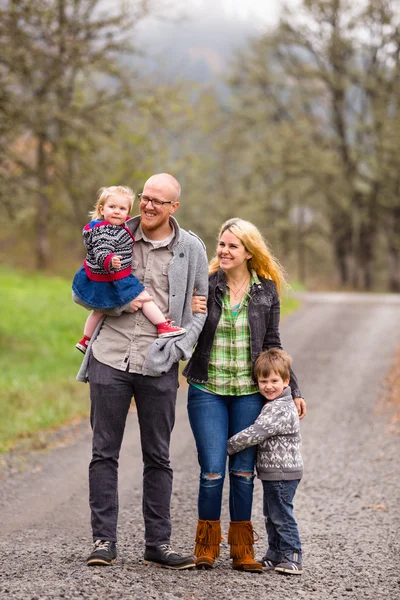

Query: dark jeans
[
  {"left": 262, "top": 479, "right": 302, "bottom": 563},
  {"left": 187, "top": 384, "right": 264, "bottom": 521},
  {"left": 88, "top": 354, "right": 178, "bottom": 545}
]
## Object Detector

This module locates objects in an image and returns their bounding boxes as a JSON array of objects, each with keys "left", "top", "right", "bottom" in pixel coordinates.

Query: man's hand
[
  {"left": 129, "top": 295, "right": 153, "bottom": 312},
  {"left": 293, "top": 397, "right": 306, "bottom": 419},
  {"left": 192, "top": 293, "right": 207, "bottom": 314},
  {"left": 111, "top": 255, "right": 122, "bottom": 269}
]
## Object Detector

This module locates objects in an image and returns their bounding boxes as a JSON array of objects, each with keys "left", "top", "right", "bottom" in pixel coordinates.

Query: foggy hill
[{"left": 132, "top": 0, "right": 272, "bottom": 86}]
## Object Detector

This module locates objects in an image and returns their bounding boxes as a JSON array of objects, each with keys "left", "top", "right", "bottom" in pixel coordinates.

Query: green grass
[
  {"left": 0, "top": 267, "right": 89, "bottom": 453},
  {"left": 0, "top": 267, "right": 302, "bottom": 453},
  {"left": 280, "top": 280, "right": 303, "bottom": 317},
  {"left": 281, "top": 294, "right": 300, "bottom": 317}
]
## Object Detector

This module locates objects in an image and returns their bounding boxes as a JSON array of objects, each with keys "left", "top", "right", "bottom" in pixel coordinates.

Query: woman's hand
[
  {"left": 192, "top": 294, "right": 207, "bottom": 314},
  {"left": 294, "top": 397, "right": 307, "bottom": 419}
]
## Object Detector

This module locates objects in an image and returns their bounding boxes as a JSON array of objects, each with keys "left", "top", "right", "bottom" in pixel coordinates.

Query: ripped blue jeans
[{"left": 187, "top": 384, "right": 264, "bottom": 521}]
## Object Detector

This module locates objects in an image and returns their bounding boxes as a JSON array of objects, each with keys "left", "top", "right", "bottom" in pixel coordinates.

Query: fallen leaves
[
  {"left": 362, "top": 504, "right": 387, "bottom": 511},
  {"left": 378, "top": 347, "right": 400, "bottom": 434}
]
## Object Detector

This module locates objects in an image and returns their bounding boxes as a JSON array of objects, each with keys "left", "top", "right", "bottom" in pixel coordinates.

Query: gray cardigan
[
  {"left": 227, "top": 386, "right": 303, "bottom": 481},
  {"left": 76, "top": 215, "right": 209, "bottom": 381}
]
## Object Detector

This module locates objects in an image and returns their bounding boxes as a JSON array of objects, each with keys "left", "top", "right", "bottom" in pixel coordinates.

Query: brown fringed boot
[
  {"left": 228, "top": 521, "right": 263, "bottom": 573},
  {"left": 194, "top": 519, "right": 222, "bottom": 569}
]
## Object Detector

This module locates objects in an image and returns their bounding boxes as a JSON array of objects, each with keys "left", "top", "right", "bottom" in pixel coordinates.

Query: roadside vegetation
[
  {"left": 0, "top": 268, "right": 89, "bottom": 453},
  {"left": 382, "top": 348, "right": 400, "bottom": 436},
  {"left": 0, "top": 268, "right": 300, "bottom": 453}
]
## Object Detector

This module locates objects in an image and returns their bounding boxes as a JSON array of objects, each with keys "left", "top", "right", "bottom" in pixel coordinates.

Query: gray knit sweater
[
  {"left": 227, "top": 386, "right": 303, "bottom": 481},
  {"left": 76, "top": 215, "right": 209, "bottom": 382}
]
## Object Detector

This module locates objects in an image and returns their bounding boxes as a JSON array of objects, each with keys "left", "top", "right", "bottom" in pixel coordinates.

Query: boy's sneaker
[
  {"left": 275, "top": 559, "right": 303, "bottom": 575},
  {"left": 76, "top": 335, "right": 90, "bottom": 354},
  {"left": 144, "top": 544, "right": 195, "bottom": 570},
  {"left": 156, "top": 320, "right": 186, "bottom": 338},
  {"left": 260, "top": 556, "right": 280, "bottom": 571},
  {"left": 87, "top": 540, "right": 117, "bottom": 566}
]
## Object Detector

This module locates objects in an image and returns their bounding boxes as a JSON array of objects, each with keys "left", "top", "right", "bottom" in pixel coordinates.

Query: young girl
[{"left": 72, "top": 185, "right": 185, "bottom": 353}]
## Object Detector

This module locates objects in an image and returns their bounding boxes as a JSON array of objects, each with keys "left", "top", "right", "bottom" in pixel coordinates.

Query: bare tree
[
  {"left": 224, "top": 0, "right": 400, "bottom": 290},
  {"left": 0, "top": 0, "right": 165, "bottom": 269}
]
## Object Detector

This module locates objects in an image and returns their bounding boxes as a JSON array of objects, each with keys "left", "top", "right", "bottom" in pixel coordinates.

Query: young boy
[{"left": 227, "top": 348, "right": 303, "bottom": 575}]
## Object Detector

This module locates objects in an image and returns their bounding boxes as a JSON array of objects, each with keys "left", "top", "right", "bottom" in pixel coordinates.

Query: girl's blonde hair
[
  {"left": 209, "top": 218, "right": 288, "bottom": 297},
  {"left": 90, "top": 186, "right": 135, "bottom": 220}
]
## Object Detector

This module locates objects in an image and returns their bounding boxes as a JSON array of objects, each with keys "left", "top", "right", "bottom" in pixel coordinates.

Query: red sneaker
[
  {"left": 156, "top": 320, "right": 186, "bottom": 338},
  {"left": 76, "top": 335, "right": 91, "bottom": 354}
]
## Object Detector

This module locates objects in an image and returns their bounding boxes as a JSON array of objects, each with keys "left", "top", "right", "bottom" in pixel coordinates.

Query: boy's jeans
[{"left": 262, "top": 479, "right": 302, "bottom": 563}]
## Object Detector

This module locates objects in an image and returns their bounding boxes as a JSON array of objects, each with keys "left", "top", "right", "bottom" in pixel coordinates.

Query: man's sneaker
[
  {"left": 144, "top": 544, "right": 195, "bottom": 570},
  {"left": 275, "top": 559, "right": 303, "bottom": 575},
  {"left": 156, "top": 320, "right": 186, "bottom": 338},
  {"left": 87, "top": 540, "right": 117, "bottom": 566},
  {"left": 76, "top": 335, "right": 91, "bottom": 354},
  {"left": 260, "top": 556, "right": 280, "bottom": 571}
]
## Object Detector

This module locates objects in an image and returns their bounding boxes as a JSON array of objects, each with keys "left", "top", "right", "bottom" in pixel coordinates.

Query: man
[{"left": 77, "top": 173, "right": 209, "bottom": 569}]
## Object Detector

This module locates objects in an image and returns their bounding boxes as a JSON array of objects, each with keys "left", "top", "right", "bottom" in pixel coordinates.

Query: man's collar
[
  {"left": 137, "top": 224, "right": 174, "bottom": 247},
  {"left": 127, "top": 215, "right": 180, "bottom": 249}
]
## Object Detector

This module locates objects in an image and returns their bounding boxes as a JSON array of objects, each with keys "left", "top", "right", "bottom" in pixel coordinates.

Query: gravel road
[{"left": 1, "top": 292, "right": 400, "bottom": 600}]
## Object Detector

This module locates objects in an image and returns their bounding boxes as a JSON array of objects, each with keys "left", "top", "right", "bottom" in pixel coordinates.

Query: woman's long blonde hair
[{"left": 209, "top": 218, "right": 288, "bottom": 297}]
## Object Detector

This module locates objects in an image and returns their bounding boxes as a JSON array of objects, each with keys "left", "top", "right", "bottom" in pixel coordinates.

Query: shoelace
[
  {"left": 197, "top": 520, "right": 213, "bottom": 543},
  {"left": 159, "top": 544, "right": 177, "bottom": 556},
  {"left": 166, "top": 320, "right": 179, "bottom": 327},
  {"left": 244, "top": 521, "right": 260, "bottom": 543},
  {"left": 94, "top": 540, "right": 112, "bottom": 551}
]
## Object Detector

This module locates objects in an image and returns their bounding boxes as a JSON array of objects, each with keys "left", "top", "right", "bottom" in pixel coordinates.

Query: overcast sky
[
  {"left": 189, "top": 0, "right": 301, "bottom": 27},
  {"left": 191, "top": 0, "right": 280, "bottom": 21}
]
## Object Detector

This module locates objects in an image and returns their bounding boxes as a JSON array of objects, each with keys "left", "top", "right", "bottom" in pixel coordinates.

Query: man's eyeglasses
[{"left": 137, "top": 193, "right": 176, "bottom": 208}]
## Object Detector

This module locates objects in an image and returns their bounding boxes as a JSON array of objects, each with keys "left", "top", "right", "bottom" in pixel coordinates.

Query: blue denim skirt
[{"left": 72, "top": 266, "right": 145, "bottom": 309}]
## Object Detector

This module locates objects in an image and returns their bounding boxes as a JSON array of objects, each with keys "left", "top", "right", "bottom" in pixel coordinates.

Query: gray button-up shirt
[{"left": 92, "top": 225, "right": 175, "bottom": 374}]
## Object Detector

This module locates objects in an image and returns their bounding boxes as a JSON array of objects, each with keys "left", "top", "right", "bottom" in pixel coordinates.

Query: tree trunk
[
  {"left": 387, "top": 246, "right": 400, "bottom": 292},
  {"left": 356, "top": 189, "right": 379, "bottom": 291},
  {"left": 296, "top": 205, "right": 306, "bottom": 284},
  {"left": 330, "top": 210, "right": 353, "bottom": 286},
  {"left": 35, "top": 136, "right": 51, "bottom": 270},
  {"left": 387, "top": 207, "right": 400, "bottom": 292}
]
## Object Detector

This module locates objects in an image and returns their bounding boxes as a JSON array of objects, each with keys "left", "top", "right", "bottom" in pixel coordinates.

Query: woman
[{"left": 184, "top": 218, "right": 306, "bottom": 573}]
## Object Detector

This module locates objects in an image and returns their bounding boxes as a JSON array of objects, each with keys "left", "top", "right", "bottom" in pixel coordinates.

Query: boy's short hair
[{"left": 254, "top": 348, "right": 292, "bottom": 382}]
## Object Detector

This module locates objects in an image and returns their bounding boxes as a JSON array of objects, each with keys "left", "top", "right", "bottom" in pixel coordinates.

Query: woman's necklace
[{"left": 228, "top": 276, "right": 250, "bottom": 300}]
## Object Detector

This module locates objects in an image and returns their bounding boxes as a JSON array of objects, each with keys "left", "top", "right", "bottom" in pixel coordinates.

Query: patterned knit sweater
[
  {"left": 227, "top": 386, "right": 303, "bottom": 481},
  {"left": 83, "top": 219, "right": 135, "bottom": 282}
]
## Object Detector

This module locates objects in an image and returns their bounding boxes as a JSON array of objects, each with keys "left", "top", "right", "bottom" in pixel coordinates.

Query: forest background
[
  {"left": 2, "top": 0, "right": 400, "bottom": 291},
  {"left": 1, "top": 0, "right": 400, "bottom": 453}
]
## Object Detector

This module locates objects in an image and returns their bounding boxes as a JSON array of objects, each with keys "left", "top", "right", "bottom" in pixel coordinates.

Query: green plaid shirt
[{"left": 203, "top": 271, "right": 259, "bottom": 396}]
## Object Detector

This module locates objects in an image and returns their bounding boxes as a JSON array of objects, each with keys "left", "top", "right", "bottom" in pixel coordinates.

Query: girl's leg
[
  {"left": 136, "top": 290, "right": 166, "bottom": 325},
  {"left": 84, "top": 311, "right": 104, "bottom": 337},
  {"left": 187, "top": 385, "right": 229, "bottom": 520},
  {"left": 228, "top": 392, "right": 264, "bottom": 521},
  {"left": 136, "top": 290, "right": 185, "bottom": 337}
]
